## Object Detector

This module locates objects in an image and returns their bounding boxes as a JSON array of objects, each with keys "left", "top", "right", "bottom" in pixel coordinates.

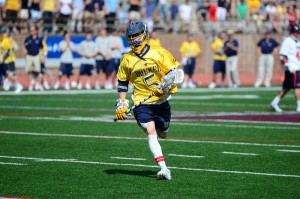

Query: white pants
[
  {"left": 255, "top": 54, "right": 274, "bottom": 87},
  {"left": 226, "top": 55, "right": 239, "bottom": 87},
  {"left": 71, "top": 9, "right": 83, "bottom": 32}
]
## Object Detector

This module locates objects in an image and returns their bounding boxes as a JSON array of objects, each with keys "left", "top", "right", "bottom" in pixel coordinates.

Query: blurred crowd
[{"left": 0, "top": 0, "right": 299, "bottom": 35}]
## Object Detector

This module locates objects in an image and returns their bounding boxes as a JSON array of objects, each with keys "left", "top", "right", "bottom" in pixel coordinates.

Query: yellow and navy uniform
[
  {"left": 1, "top": 35, "right": 15, "bottom": 64},
  {"left": 180, "top": 41, "right": 201, "bottom": 58},
  {"left": 117, "top": 45, "right": 179, "bottom": 105},
  {"left": 148, "top": 38, "right": 162, "bottom": 48},
  {"left": 211, "top": 38, "right": 226, "bottom": 61}
]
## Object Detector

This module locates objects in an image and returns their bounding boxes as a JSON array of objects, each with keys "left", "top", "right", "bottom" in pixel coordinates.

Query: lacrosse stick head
[{"left": 161, "top": 69, "right": 184, "bottom": 89}]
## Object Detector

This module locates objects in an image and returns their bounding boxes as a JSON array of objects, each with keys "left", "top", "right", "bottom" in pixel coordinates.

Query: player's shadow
[{"left": 104, "top": 169, "right": 156, "bottom": 179}]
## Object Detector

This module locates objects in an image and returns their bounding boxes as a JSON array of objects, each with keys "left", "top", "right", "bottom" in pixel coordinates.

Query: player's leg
[
  {"left": 226, "top": 58, "right": 233, "bottom": 88},
  {"left": 208, "top": 60, "right": 218, "bottom": 89},
  {"left": 134, "top": 105, "right": 171, "bottom": 180},
  {"left": 77, "top": 64, "right": 85, "bottom": 89},
  {"left": 231, "top": 56, "right": 240, "bottom": 87},
  {"left": 95, "top": 60, "right": 101, "bottom": 89},
  {"left": 220, "top": 60, "right": 226, "bottom": 87},
  {"left": 294, "top": 71, "right": 300, "bottom": 112}
]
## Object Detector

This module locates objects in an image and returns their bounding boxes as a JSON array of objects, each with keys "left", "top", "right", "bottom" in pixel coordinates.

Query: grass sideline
[{"left": 0, "top": 87, "right": 299, "bottom": 199}]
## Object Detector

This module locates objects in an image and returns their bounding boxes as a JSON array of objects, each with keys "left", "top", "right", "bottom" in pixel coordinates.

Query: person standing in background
[
  {"left": 180, "top": 33, "right": 201, "bottom": 88},
  {"left": 54, "top": 31, "right": 76, "bottom": 90},
  {"left": 95, "top": 28, "right": 111, "bottom": 89},
  {"left": 224, "top": 30, "right": 239, "bottom": 88},
  {"left": 77, "top": 32, "right": 97, "bottom": 90},
  {"left": 109, "top": 28, "right": 124, "bottom": 88},
  {"left": 148, "top": 31, "right": 162, "bottom": 48},
  {"left": 208, "top": 31, "right": 227, "bottom": 88},
  {"left": 255, "top": 31, "right": 279, "bottom": 88}
]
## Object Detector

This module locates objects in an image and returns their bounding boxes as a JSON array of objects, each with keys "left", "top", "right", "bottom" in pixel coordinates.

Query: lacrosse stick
[{"left": 114, "top": 69, "right": 184, "bottom": 122}]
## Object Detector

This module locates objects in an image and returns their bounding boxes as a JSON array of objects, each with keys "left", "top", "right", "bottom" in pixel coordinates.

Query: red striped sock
[{"left": 155, "top": 156, "right": 165, "bottom": 163}]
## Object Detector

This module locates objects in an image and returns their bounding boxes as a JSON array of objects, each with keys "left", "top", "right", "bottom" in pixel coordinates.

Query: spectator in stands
[
  {"left": 0, "top": 0, "right": 4, "bottom": 23},
  {"left": 158, "top": 0, "right": 167, "bottom": 24},
  {"left": 95, "top": 28, "right": 111, "bottom": 89},
  {"left": 286, "top": 4, "right": 299, "bottom": 26},
  {"left": 1, "top": 31, "right": 23, "bottom": 93},
  {"left": 178, "top": 0, "right": 192, "bottom": 33},
  {"left": 117, "top": 0, "right": 130, "bottom": 32},
  {"left": 208, "top": 31, "right": 227, "bottom": 89},
  {"left": 266, "top": 0, "right": 281, "bottom": 33},
  {"left": 197, "top": 0, "right": 208, "bottom": 33},
  {"left": 254, "top": 31, "right": 279, "bottom": 88},
  {"left": 41, "top": 0, "right": 57, "bottom": 33},
  {"left": 168, "top": 0, "right": 179, "bottom": 34},
  {"left": 23, "top": 25, "right": 44, "bottom": 91},
  {"left": 276, "top": 1, "right": 287, "bottom": 31},
  {"left": 70, "top": 0, "right": 84, "bottom": 33},
  {"left": 57, "top": 0, "right": 73, "bottom": 33},
  {"left": 29, "top": 0, "right": 42, "bottom": 24},
  {"left": 84, "top": 0, "right": 106, "bottom": 33},
  {"left": 207, "top": 0, "right": 217, "bottom": 33},
  {"left": 216, "top": 0, "right": 229, "bottom": 21},
  {"left": 20, "top": 0, "right": 29, "bottom": 34},
  {"left": 180, "top": 33, "right": 201, "bottom": 89},
  {"left": 54, "top": 32, "right": 75, "bottom": 90},
  {"left": 248, "top": 0, "right": 265, "bottom": 33},
  {"left": 224, "top": 30, "right": 239, "bottom": 88},
  {"left": 4, "top": 0, "right": 20, "bottom": 33},
  {"left": 38, "top": 32, "right": 50, "bottom": 90},
  {"left": 77, "top": 32, "right": 97, "bottom": 90},
  {"left": 143, "top": 0, "right": 156, "bottom": 33},
  {"left": 148, "top": 31, "right": 162, "bottom": 47},
  {"left": 109, "top": 28, "right": 124, "bottom": 88},
  {"left": 104, "top": 0, "right": 119, "bottom": 33},
  {"left": 128, "top": 0, "right": 142, "bottom": 22},
  {"left": 236, "top": 0, "right": 249, "bottom": 33}
]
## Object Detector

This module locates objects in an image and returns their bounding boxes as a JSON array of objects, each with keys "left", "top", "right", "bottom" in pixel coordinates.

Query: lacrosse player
[
  {"left": 115, "top": 21, "right": 181, "bottom": 180},
  {"left": 270, "top": 24, "right": 300, "bottom": 112}
]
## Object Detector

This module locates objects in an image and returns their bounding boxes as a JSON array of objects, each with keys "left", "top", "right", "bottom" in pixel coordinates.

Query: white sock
[
  {"left": 297, "top": 101, "right": 300, "bottom": 108},
  {"left": 147, "top": 134, "right": 167, "bottom": 170},
  {"left": 271, "top": 96, "right": 280, "bottom": 105}
]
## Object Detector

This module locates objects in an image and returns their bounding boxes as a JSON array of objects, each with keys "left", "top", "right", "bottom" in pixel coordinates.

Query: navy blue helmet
[
  {"left": 288, "top": 24, "right": 300, "bottom": 34},
  {"left": 126, "top": 21, "right": 149, "bottom": 53}
]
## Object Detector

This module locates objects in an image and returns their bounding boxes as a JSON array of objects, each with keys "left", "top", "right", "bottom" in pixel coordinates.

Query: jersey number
[
  {"left": 296, "top": 51, "right": 300, "bottom": 61},
  {"left": 144, "top": 73, "right": 159, "bottom": 88}
]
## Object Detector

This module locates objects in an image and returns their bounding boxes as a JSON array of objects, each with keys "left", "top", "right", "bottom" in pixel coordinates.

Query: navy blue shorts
[
  {"left": 184, "top": 58, "right": 196, "bottom": 75},
  {"left": 110, "top": 58, "right": 121, "bottom": 72},
  {"left": 96, "top": 60, "right": 109, "bottom": 74},
  {"left": 40, "top": 63, "right": 46, "bottom": 75},
  {"left": 103, "top": 60, "right": 114, "bottom": 74},
  {"left": 79, "top": 64, "right": 93, "bottom": 76},
  {"left": 213, "top": 60, "right": 226, "bottom": 74},
  {"left": 133, "top": 101, "right": 171, "bottom": 132},
  {"left": 0, "top": 63, "right": 4, "bottom": 85},
  {"left": 283, "top": 71, "right": 300, "bottom": 89},
  {"left": 3, "top": 62, "right": 16, "bottom": 75},
  {"left": 60, "top": 63, "right": 73, "bottom": 76}
]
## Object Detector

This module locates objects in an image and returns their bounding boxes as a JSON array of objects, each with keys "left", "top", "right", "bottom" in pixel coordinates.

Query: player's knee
[{"left": 155, "top": 121, "right": 170, "bottom": 133}]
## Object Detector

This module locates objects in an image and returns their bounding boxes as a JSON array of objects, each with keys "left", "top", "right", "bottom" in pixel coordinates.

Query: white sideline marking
[
  {"left": 1, "top": 130, "right": 300, "bottom": 148},
  {"left": 168, "top": 154, "right": 205, "bottom": 158},
  {"left": 0, "top": 155, "right": 299, "bottom": 178},
  {"left": 110, "top": 157, "right": 146, "bottom": 161},
  {"left": 0, "top": 162, "right": 27, "bottom": 165},
  {"left": 1, "top": 116, "right": 300, "bottom": 130},
  {"left": 222, "top": 152, "right": 258, "bottom": 156},
  {"left": 277, "top": 149, "right": 300, "bottom": 153},
  {"left": 173, "top": 95, "right": 260, "bottom": 100},
  {"left": 0, "top": 105, "right": 111, "bottom": 111}
]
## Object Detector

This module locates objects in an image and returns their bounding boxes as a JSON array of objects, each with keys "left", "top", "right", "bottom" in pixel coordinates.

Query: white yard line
[
  {"left": 1, "top": 116, "right": 300, "bottom": 130},
  {"left": 0, "top": 130, "right": 300, "bottom": 148},
  {"left": 222, "top": 152, "right": 258, "bottom": 156},
  {"left": 0, "top": 105, "right": 111, "bottom": 111},
  {"left": 0, "top": 155, "right": 299, "bottom": 178},
  {"left": 168, "top": 154, "right": 205, "bottom": 158},
  {"left": 0, "top": 162, "right": 27, "bottom": 165},
  {"left": 173, "top": 95, "right": 260, "bottom": 100},
  {"left": 110, "top": 157, "right": 147, "bottom": 161},
  {"left": 277, "top": 149, "right": 300, "bottom": 153}
]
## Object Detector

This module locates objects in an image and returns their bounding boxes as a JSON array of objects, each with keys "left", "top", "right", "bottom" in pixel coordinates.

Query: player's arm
[{"left": 115, "top": 81, "right": 130, "bottom": 120}]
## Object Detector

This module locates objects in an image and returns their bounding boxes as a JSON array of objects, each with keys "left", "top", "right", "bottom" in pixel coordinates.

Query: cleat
[
  {"left": 188, "top": 81, "right": 196, "bottom": 88},
  {"left": 157, "top": 169, "right": 171, "bottom": 180},
  {"left": 64, "top": 82, "right": 70, "bottom": 90},
  {"left": 157, "top": 132, "right": 167, "bottom": 139},
  {"left": 14, "top": 84, "right": 23, "bottom": 93},
  {"left": 77, "top": 82, "right": 82, "bottom": 90},
  {"left": 85, "top": 83, "right": 91, "bottom": 90},
  {"left": 54, "top": 81, "right": 60, "bottom": 90},
  {"left": 297, "top": 107, "right": 300, "bottom": 112},
  {"left": 208, "top": 82, "right": 216, "bottom": 89},
  {"left": 43, "top": 81, "right": 50, "bottom": 90},
  {"left": 270, "top": 103, "right": 282, "bottom": 112},
  {"left": 181, "top": 81, "right": 187, "bottom": 89}
]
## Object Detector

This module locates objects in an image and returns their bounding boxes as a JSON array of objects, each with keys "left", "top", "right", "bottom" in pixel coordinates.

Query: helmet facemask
[{"left": 127, "top": 29, "right": 149, "bottom": 53}]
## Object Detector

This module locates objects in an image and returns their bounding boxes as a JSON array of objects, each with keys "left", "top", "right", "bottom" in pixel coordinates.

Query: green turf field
[{"left": 0, "top": 87, "right": 299, "bottom": 199}]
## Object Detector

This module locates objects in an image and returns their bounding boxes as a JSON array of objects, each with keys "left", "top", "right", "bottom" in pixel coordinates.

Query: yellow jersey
[
  {"left": 42, "top": 0, "right": 55, "bottom": 12},
  {"left": 1, "top": 35, "right": 16, "bottom": 64},
  {"left": 148, "top": 38, "right": 162, "bottom": 48},
  {"left": 180, "top": 41, "right": 201, "bottom": 58},
  {"left": 5, "top": 0, "right": 20, "bottom": 11},
  {"left": 211, "top": 38, "right": 226, "bottom": 61},
  {"left": 117, "top": 45, "right": 179, "bottom": 105}
]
